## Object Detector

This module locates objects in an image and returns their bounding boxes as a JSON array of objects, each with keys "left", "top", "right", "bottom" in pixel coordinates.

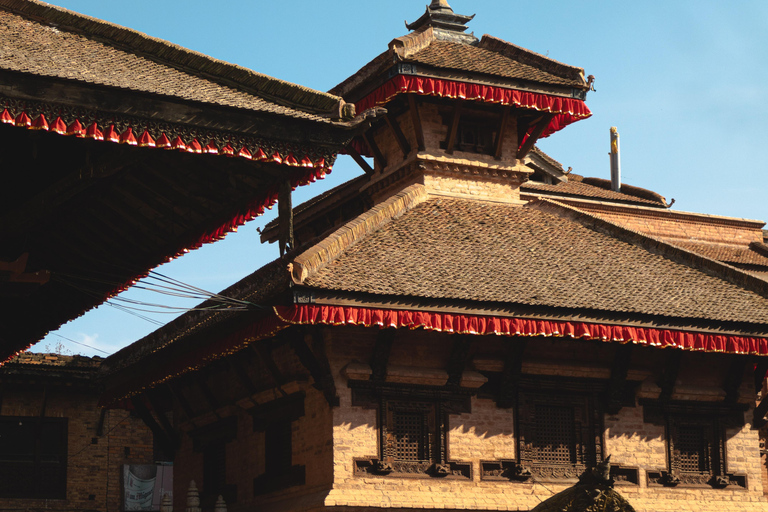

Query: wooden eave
[
  {"left": 0, "top": 122, "right": 330, "bottom": 362},
  {"left": 337, "top": 60, "right": 587, "bottom": 107},
  {"left": 0, "top": 69, "right": 354, "bottom": 150},
  {"left": 0, "top": 0, "right": 347, "bottom": 117},
  {"left": 291, "top": 287, "right": 768, "bottom": 339}
]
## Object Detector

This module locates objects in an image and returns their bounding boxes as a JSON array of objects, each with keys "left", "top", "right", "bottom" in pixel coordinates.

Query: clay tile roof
[
  {"left": 403, "top": 40, "right": 585, "bottom": 88},
  {"left": 521, "top": 174, "right": 668, "bottom": 207},
  {"left": 300, "top": 194, "right": 768, "bottom": 325},
  {"left": 0, "top": 0, "right": 344, "bottom": 121},
  {"left": 6, "top": 352, "right": 102, "bottom": 368},
  {"left": 668, "top": 241, "right": 768, "bottom": 267}
]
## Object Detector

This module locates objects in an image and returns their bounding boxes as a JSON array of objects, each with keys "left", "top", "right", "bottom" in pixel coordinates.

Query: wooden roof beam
[
  {"left": 445, "top": 100, "right": 464, "bottom": 155},
  {"left": 497, "top": 339, "right": 526, "bottom": 409},
  {"left": 517, "top": 113, "right": 555, "bottom": 160},
  {"left": 385, "top": 112, "right": 412, "bottom": 160},
  {"left": 347, "top": 141, "right": 374, "bottom": 174},
  {"left": 408, "top": 94, "right": 426, "bottom": 152},
  {"left": 494, "top": 106, "right": 511, "bottom": 160},
  {"left": 363, "top": 131, "right": 387, "bottom": 171},
  {"left": 606, "top": 344, "right": 633, "bottom": 414}
]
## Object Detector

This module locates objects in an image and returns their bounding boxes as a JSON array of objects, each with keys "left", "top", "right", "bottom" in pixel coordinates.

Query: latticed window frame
[
  {"left": 667, "top": 415, "right": 726, "bottom": 486},
  {"left": 380, "top": 398, "right": 446, "bottom": 471},
  {"left": 517, "top": 390, "right": 603, "bottom": 481}
]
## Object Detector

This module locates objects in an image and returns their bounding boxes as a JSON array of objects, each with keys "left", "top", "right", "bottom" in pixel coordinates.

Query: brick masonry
[{"left": 0, "top": 383, "right": 154, "bottom": 512}]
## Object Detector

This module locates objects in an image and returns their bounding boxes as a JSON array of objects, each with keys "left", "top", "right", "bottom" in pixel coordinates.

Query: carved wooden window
[
  {"left": 664, "top": 416, "right": 726, "bottom": 486},
  {"left": 642, "top": 402, "right": 747, "bottom": 488},
  {"left": 0, "top": 417, "right": 67, "bottom": 499},
  {"left": 382, "top": 400, "right": 439, "bottom": 470},
  {"left": 517, "top": 392, "right": 602, "bottom": 481}
]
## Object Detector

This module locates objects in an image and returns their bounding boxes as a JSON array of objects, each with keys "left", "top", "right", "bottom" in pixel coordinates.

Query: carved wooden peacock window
[{"left": 517, "top": 390, "right": 603, "bottom": 481}]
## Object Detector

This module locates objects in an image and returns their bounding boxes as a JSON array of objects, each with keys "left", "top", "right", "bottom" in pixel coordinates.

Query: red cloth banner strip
[
  {"left": 354, "top": 75, "right": 592, "bottom": 142},
  {"left": 274, "top": 304, "right": 768, "bottom": 356}
]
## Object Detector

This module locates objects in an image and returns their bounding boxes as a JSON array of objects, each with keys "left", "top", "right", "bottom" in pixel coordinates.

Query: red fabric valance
[
  {"left": 101, "top": 302, "right": 768, "bottom": 408},
  {"left": 354, "top": 75, "right": 592, "bottom": 141},
  {"left": 274, "top": 304, "right": 768, "bottom": 356}
]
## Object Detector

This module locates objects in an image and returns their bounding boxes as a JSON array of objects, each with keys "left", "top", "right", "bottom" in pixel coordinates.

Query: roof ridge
[
  {"left": 390, "top": 26, "right": 437, "bottom": 59},
  {"left": 0, "top": 0, "right": 346, "bottom": 117},
  {"left": 479, "top": 34, "right": 587, "bottom": 86},
  {"left": 580, "top": 176, "right": 669, "bottom": 207},
  {"left": 528, "top": 198, "right": 768, "bottom": 301},
  {"left": 291, "top": 184, "right": 429, "bottom": 284}
]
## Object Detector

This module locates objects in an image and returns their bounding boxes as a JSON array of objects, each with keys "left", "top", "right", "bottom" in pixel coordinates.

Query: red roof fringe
[
  {"left": 355, "top": 75, "right": 592, "bottom": 142},
  {"left": 102, "top": 164, "right": 330, "bottom": 304},
  {"left": 274, "top": 304, "right": 768, "bottom": 356},
  {"left": 0, "top": 106, "right": 330, "bottom": 170}
]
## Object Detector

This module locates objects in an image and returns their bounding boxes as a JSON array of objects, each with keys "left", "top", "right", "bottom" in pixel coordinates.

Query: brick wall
[
  {"left": 576, "top": 203, "right": 764, "bottom": 245},
  {"left": 321, "top": 327, "right": 768, "bottom": 511},
  {"left": 0, "top": 384, "right": 154, "bottom": 512}
]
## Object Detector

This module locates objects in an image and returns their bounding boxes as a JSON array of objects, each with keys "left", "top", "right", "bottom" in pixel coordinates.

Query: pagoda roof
[
  {"left": 0, "top": 0, "right": 367, "bottom": 363},
  {"left": 331, "top": 28, "right": 589, "bottom": 103},
  {"left": 291, "top": 186, "right": 768, "bottom": 328},
  {"left": 0, "top": 0, "right": 347, "bottom": 121}
]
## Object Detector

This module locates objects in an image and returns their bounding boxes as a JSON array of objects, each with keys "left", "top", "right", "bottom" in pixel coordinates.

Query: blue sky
[{"left": 32, "top": 0, "right": 768, "bottom": 356}]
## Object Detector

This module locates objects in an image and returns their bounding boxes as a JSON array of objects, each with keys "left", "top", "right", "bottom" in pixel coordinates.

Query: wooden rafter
[
  {"left": 446, "top": 335, "right": 475, "bottom": 387},
  {"left": 606, "top": 344, "right": 633, "bottom": 414},
  {"left": 498, "top": 339, "right": 527, "bottom": 409},
  {"left": 347, "top": 142, "right": 374, "bottom": 174},
  {"left": 516, "top": 113, "right": 555, "bottom": 159},
  {"left": 370, "top": 328, "right": 396, "bottom": 383},
  {"left": 278, "top": 179, "right": 295, "bottom": 257},
  {"left": 494, "top": 106, "right": 511, "bottom": 160},
  {"left": 723, "top": 355, "right": 749, "bottom": 405},
  {"left": 287, "top": 328, "right": 339, "bottom": 407},
  {"left": 386, "top": 112, "right": 412, "bottom": 159},
  {"left": 362, "top": 131, "right": 387, "bottom": 170},
  {"left": 408, "top": 94, "right": 426, "bottom": 151},
  {"left": 658, "top": 351, "right": 683, "bottom": 403},
  {"left": 445, "top": 100, "right": 464, "bottom": 155}
]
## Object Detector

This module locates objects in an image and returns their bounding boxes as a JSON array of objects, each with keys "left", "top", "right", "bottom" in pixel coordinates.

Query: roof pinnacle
[
  {"left": 406, "top": 1, "right": 476, "bottom": 40},
  {"left": 429, "top": 0, "right": 453, "bottom": 11}
]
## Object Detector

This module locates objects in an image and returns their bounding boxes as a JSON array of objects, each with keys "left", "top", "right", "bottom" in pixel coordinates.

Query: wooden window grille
[
  {"left": 517, "top": 391, "right": 602, "bottom": 481},
  {"left": 0, "top": 417, "right": 67, "bottom": 499},
  {"left": 381, "top": 399, "right": 442, "bottom": 473},
  {"left": 533, "top": 404, "right": 577, "bottom": 465},
  {"left": 667, "top": 416, "right": 723, "bottom": 486}
]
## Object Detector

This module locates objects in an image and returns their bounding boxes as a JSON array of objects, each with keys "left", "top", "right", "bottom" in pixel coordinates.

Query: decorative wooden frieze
[
  {"left": 353, "top": 458, "right": 471, "bottom": 480},
  {"left": 610, "top": 465, "right": 640, "bottom": 486},
  {"left": 480, "top": 460, "right": 531, "bottom": 482},
  {"left": 0, "top": 94, "right": 336, "bottom": 167}
]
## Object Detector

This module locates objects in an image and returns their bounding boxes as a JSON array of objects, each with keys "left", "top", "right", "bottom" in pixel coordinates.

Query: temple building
[{"left": 93, "top": 2, "right": 768, "bottom": 512}]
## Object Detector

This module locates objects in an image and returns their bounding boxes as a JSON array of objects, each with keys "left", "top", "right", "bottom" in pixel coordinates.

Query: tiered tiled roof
[
  {"left": 330, "top": 28, "right": 588, "bottom": 101},
  {"left": 296, "top": 188, "right": 768, "bottom": 326},
  {"left": 0, "top": 0, "right": 347, "bottom": 120}
]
